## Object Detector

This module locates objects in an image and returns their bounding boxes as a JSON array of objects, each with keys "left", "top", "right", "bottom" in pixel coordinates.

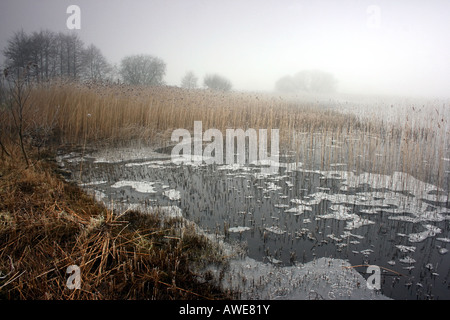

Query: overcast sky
[{"left": 1, "top": 0, "right": 449, "bottom": 97}]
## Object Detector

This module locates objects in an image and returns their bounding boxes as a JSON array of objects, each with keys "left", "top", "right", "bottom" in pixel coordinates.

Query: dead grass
[
  {"left": 21, "top": 81, "right": 362, "bottom": 147},
  {"left": 2, "top": 80, "right": 446, "bottom": 188},
  {"left": 0, "top": 146, "right": 234, "bottom": 300},
  {"left": 0, "top": 80, "right": 447, "bottom": 299}
]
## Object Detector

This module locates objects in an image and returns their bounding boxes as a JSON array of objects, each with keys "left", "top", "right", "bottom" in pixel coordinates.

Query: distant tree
[
  {"left": 294, "top": 70, "right": 337, "bottom": 93},
  {"left": 275, "top": 75, "right": 297, "bottom": 93},
  {"left": 203, "top": 74, "right": 232, "bottom": 92},
  {"left": 181, "top": 71, "right": 198, "bottom": 89},
  {"left": 81, "top": 44, "right": 112, "bottom": 81},
  {"left": 3, "top": 30, "right": 32, "bottom": 79},
  {"left": 3, "top": 30, "right": 89, "bottom": 81},
  {"left": 28, "top": 30, "right": 58, "bottom": 80},
  {"left": 119, "top": 54, "right": 166, "bottom": 86},
  {"left": 56, "top": 32, "right": 85, "bottom": 80},
  {"left": 275, "top": 70, "right": 337, "bottom": 94}
]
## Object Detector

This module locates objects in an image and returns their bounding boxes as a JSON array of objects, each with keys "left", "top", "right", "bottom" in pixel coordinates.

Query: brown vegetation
[
  {"left": 0, "top": 79, "right": 447, "bottom": 299},
  {"left": 0, "top": 146, "right": 233, "bottom": 299}
]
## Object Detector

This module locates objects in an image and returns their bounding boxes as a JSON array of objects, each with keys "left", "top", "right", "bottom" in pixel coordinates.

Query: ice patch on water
[
  {"left": 341, "top": 231, "right": 365, "bottom": 240},
  {"left": 264, "top": 182, "right": 281, "bottom": 192},
  {"left": 80, "top": 180, "right": 108, "bottom": 186},
  {"left": 163, "top": 189, "right": 181, "bottom": 200},
  {"left": 395, "top": 245, "right": 416, "bottom": 253},
  {"left": 320, "top": 170, "right": 442, "bottom": 200},
  {"left": 110, "top": 180, "right": 157, "bottom": 194},
  {"left": 360, "top": 249, "right": 374, "bottom": 256},
  {"left": 171, "top": 154, "right": 212, "bottom": 166},
  {"left": 389, "top": 212, "right": 449, "bottom": 223},
  {"left": 399, "top": 256, "right": 416, "bottom": 264},
  {"left": 359, "top": 208, "right": 381, "bottom": 214},
  {"left": 85, "top": 189, "right": 107, "bottom": 202},
  {"left": 408, "top": 224, "right": 442, "bottom": 243},
  {"left": 317, "top": 205, "right": 374, "bottom": 231},
  {"left": 266, "top": 256, "right": 283, "bottom": 264},
  {"left": 345, "top": 216, "right": 375, "bottom": 230},
  {"left": 265, "top": 226, "right": 286, "bottom": 235},
  {"left": 228, "top": 226, "right": 251, "bottom": 233},
  {"left": 125, "top": 160, "right": 170, "bottom": 168},
  {"left": 284, "top": 205, "right": 312, "bottom": 215}
]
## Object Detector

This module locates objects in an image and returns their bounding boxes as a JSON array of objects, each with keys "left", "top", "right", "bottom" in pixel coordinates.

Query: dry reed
[
  {"left": 0, "top": 146, "right": 233, "bottom": 299},
  {"left": 0, "top": 80, "right": 448, "bottom": 299},
  {"left": 2, "top": 80, "right": 447, "bottom": 189}
]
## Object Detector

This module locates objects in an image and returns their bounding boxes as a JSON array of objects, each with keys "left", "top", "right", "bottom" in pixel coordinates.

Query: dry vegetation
[
  {"left": 0, "top": 146, "right": 233, "bottom": 299},
  {"left": 20, "top": 81, "right": 361, "bottom": 146},
  {"left": 5, "top": 80, "right": 447, "bottom": 188},
  {"left": 0, "top": 79, "right": 448, "bottom": 300}
]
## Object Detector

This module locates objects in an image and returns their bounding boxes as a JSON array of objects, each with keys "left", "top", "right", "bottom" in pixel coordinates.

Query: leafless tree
[
  {"left": 81, "top": 44, "right": 112, "bottom": 82},
  {"left": 0, "top": 70, "right": 11, "bottom": 159},
  {"left": 3, "top": 29, "right": 90, "bottom": 82},
  {"left": 181, "top": 71, "right": 198, "bottom": 89},
  {"left": 3, "top": 64, "right": 36, "bottom": 166}
]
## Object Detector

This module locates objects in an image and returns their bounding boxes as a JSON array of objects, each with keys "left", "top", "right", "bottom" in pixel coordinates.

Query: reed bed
[
  {"left": 10, "top": 80, "right": 447, "bottom": 190},
  {"left": 0, "top": 80, "right": 448, "bottom": 299},
  {"left": 19, "top": 81, "right": 361, "bottom": 146}
]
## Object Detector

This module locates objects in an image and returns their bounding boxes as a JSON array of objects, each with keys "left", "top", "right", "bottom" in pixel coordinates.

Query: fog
[{"left": 1, "top": 0, "right": 449, "bottom": 98}]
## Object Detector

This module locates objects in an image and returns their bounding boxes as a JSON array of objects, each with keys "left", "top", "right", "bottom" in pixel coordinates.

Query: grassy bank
[{"left": 0, "top": 146, "right": 234, "bottom": 300}]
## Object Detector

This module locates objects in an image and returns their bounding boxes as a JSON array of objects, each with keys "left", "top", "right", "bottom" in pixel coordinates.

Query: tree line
[
  {"left": 2, "top": 29, "right": 337, "bottom": 93},
  {"left": 2, "top": 30, "right": 112, "bottom": 82}
]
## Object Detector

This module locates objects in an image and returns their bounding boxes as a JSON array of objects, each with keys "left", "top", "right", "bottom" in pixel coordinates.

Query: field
[{"left": 1, "top": 81, "right": 449, "bottom": 299}]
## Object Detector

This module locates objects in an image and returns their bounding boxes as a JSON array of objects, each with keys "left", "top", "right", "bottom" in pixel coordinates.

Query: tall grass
[
  {"left": 14, "top": 80, "right": 446, "bottom": 190},
  {"left": 0, "top": 80, "right": 448, "bottom": 299}
]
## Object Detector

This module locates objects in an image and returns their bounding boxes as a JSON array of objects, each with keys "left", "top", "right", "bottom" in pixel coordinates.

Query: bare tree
[
  {"left": 81, "top": 44, "right": 112, "bottom": 82},
  {"left": 57, "top": 33, "right": 85, "bottom": 79},
  {"left": 119, "top": 54, "right": 166, "bottom": 86},
  {"left": 181, "top": 71, "right": 198, "bottom": 89},
  {"left": 3, "top": 30, "right": 32, "bottom": 79},
  {"left": 203, "top": 74, "right": 232, "bottom": 92},
  {"left": 0, "top": 70, "right": 11, "bottom": 159},
  {"left": 3, "top": 64, "right": 36, "bottom": 166},
  {"left": 3, "top": 30, "right": 89, "bottom": 82},
  {"left": 29, "top": 30, "right": 58, "bottom": 81}
]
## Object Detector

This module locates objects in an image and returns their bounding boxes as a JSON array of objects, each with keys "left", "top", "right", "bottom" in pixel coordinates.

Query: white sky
[{"left": 1, "top": 0, "right": 449, "bottom": 97}]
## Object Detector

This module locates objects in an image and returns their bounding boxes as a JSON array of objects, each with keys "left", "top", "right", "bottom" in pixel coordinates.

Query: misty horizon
[{"left": 1, "top": 0, "right": 449, "bottom": 98}]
